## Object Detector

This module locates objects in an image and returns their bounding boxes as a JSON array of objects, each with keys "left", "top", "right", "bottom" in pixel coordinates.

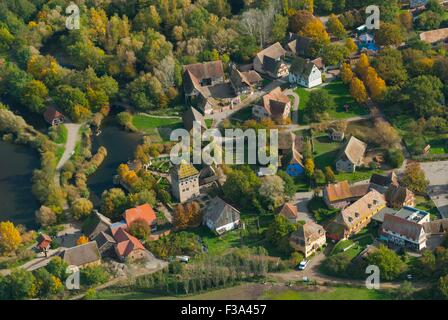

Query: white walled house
[
  {"left": 335, "top": 136, "right": 367, "bottom": 173},
  {"left": 288, "top": 57, "right": 322, "bottom": 88},
  {"left": 202, "top": 197, "right": 240, "bottom": 235}
]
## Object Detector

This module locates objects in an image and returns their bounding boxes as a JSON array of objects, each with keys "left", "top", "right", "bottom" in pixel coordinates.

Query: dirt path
[{"left": 56, "top": 123, "right": 82, "bottom": 170}]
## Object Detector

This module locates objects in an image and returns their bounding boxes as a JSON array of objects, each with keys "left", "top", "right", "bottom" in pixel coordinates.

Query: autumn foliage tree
[
  {"left": 350, "top": 77, "right": 368, "bottom": 104},
  {"left": 0, "top": 221, "right": 22, "bottom": 254},
  {"left": 340, "top": 63, "right": 354, "bottom": 84},
  {"left": 355, "top": 53, "right": 370, "bottom": 81},
  {"left": 401, "top": 162, "right": 429, "bottom": 194},
  {"left": 173, "top": 201, "right": 201, "bottom": 230},
  {"left": 365, "top": 67, "right": 387, "bottom": 101},
  {"left": 77, "top": 236, "right": 89, "bottom": 245}
]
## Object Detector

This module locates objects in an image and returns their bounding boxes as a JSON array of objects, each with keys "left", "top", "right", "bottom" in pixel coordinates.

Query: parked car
[{"left": 297, "top": 259, "right": 310, "bottom": 270}]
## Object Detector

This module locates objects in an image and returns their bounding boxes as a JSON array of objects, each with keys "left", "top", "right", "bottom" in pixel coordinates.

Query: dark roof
[
  {"left": 423, "top": 219, "right": 448, "bottom": 234},
  {"left": 370, "top": 172, "right": 398, "bottom": 187},
  {"left": 290, "top": 57, "right": 316, "bottom": 77},
  {"left": 203, "top": 197, "right": 240, "bottom": 229},
  {"left": 83, "top": 211, "right": 112, "bottom": 240},
  {"left": 385, "top": 184, "right": 413, "bottom": 207},
  {"left": 43, "top": 107, "right": 64, "bottom": 124},
  {"left": 372, "top": 207, "right": 397, "bottom": 223},
  {"left": 94, "top": 231, "right": 116, "bottom": 251},
  {"left": 183, "top": 61, "right": 224, "bottom": 95},
  {"left": 60, "top": 241, "right": 101, "bottom": 266},
  {"left": 183, "top": 107, "right": 206, "bottom": 132},
  {"left": 286, "top": 34, "right": 314, "bottom": 57},
  {"left": 382, "top": 214, "right": 423, "bottom": 242}
]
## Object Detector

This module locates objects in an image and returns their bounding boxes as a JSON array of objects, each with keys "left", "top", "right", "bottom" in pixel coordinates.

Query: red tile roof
[
  {"left": 112, "top": 227, "right": 145, "bottom": 258},
  {"left": 124, "top": 204, "right": 156, "bottom": 228}
]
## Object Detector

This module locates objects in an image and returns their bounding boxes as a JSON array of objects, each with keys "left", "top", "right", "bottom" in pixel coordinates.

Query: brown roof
[
  {"left": 324, "top": 181, "right": 352, "bottom": 202},
  {"left": 337, "top": 190, "right": 386, "bottom": 228},
  {"left": 60, "top": 241, "right": 101, "bottom": 266},
  {"left": 184, "top": 61, "right": 224, "bottom": 82},
  {"left": 256, "top": 42, "right": 287, "bottom": 62},
  {"left": 370, "top": 172, "right": 398, "bottom": 187},
  {"left": 382, "top": 214, "right": 424, "bottom": 242},
  {"left": 37, "top": 234, "right": 52, "bottom": 250},
  {"left": 350, "top": 184, "right": 371, "bottom": 198},
  {"left": 290, "top": 221, "right": 325, "bottom": 245},
  {"left": 242, "top": 70, "right": 262, "bottom": 84},
  {"left": 385, "top": 184, "right": 414, "bottom": 207},
  {"left": 43, "top": 107, "right": 64, "bottom": 124},
  {"left": 339, "top": 136, "right": 367, "bottom": 165},
  {"left": 112, "top": 227, "right": 145, "bottom": 258},
  {"left": 263, "top": 87, "right": 290, "bottom": 116},
  {"left": 311, "top": 57, "right": 325, "bottom": 70},
  {"left": 279, "top": 203, "right": 298, "bottom": 220},
  {"left": 419, "top": 28, "right": 448, "bottom": 43},
  {"left": 423, "top": 219, "right": 448, "bottom": 235}
]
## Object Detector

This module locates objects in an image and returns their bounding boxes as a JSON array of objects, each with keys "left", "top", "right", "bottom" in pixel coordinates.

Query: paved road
[
  {"left": 292, "top": 191, "right": 314, "bottom": 222},
  {"left": 420, "top": 161, "right": 448, "bottom": 218},
  {"left": 270, "top": 251, "right": 429, "bottom": 290},
  {"left": 56, "top": 123, "right": 82, "bottom": 170}
]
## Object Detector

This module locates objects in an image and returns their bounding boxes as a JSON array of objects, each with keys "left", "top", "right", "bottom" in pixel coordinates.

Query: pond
[
  {"left": 0, "top": 140, "right": 40, "bottom": 229},
  {"left": 88, "top": 117, "right": 142, "bottom": 206}
]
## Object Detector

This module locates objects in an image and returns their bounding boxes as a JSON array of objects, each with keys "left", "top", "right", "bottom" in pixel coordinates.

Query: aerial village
[{"left": 1, "top": 0, "right": 448, "bottom": 300}]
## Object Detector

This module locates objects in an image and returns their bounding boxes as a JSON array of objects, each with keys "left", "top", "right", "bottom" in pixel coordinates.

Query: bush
[
  {"left": 80, "top": 265, "right": 109, "bottom": 286},
  {"left": 321, "top": 252, "right": 352, "bottom": 277},
  {"left": 387, "top": 148, "right": 404, "bottom": 168}
]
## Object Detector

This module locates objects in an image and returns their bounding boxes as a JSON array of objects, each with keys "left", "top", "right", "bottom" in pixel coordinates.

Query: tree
[
  {"left": 366, "top": 245, "right": 407, "bottom": 281},
  {"left": 324, "top": 166, "right": 336, "bottom": 183},
  {"left": 386, "top": 149, "right": 404, "bottom": 168},
  {"left": 371, "top": 48, "right": 408, "bottom": 86},
  {"left": 396, "top": 281, "right": 416, "bottom": 300},
  {"left": 266, "top": 215, "right": 296, "bottom": 251},
  {"left": 350, "top": 77, "right": 368, "bottom": 104},
  {"left": 76, "top": 236, "right": 89, "bottom": 246},
  {"left": 129, "top": 219, "right": 151, "bottom": 240},
  {"left": 0, "top": 221, "right": 22, "bottom": 254},
  {"left": 326, "top": 14, "right": 346, "bottom": 39},
  {"left": 355, "top": 53, "right": 369, "bottom": 80},
  {"left": 299, "top": 18, "right": 330, "bottom": 44},
  {"left": 375, "top": 23, "right": 403, "bottom": 47},
  {"left": 322, "top": 43, "right": 349, "bottom": 66},
  {"left": 401, "top": 162, "right": 429, "bottom": 194},
  {"left": 172, "top": 202, "right": 201, "bottom": 230},
  {"left": 36, "top": 206, "right": 57, "bottom": 226},
  {"left": 259, "top": 175, "right": 285, "bottom": 210},
  {"left": 1, "top": 269, "right": 36, "bottom": 300},
  {"left": 34, "top": 268, "right": 63, "bottom": 298},
  {"left": 365, "top": 67, "right": 387, "bottom": 101},
  {"left": 45, "top": 257, "right": 68, "bottom": 280},
  {"left": 345, "top": 38, "right": 358, "bottom": 53},
  {"left": 22, "top": 80, "right": 48, "bottom": 113},
  {"left": 340, "top": 63, "right": 354, "bottom": 84},
  {"left": 101, "top": 188, "right": 128, "bottom": 219},
  {"left": 80, "top": 265, "right": 109, "bottom": 286},
  {"left": 321, "top": 252, "right": 352, "bottom": 276},
  {"left": 305, "top": 158, "right": 315, "bottom": 178},
  {"left": 403, "top": 75, "right": 444, "bottom": 118},
  {"left": 374, "top": 119, "right": 400, "bottom": 148},
  {"left": 72, "top": 198, "right": 93, "bottom": 220},
  {"left": 307, "top": 90, "right": 335, "bottom": 116},
  {"left": 399, "top": 11, "right": 413, "bottom": 32},
  {"left": 222, "top": 167, "right": 260, "bottom": 211},
  {"left": 272, "top": 14, "right": 288, "bottom": 42},
  {"left": 277, "top": 171, "right": 295, "bottom": 198},
  {"left": 289, "top": 10, "right": 314, "bottom": 34},
  {"left": 437, "top": 275, "right": 448, "bottom": 299}
]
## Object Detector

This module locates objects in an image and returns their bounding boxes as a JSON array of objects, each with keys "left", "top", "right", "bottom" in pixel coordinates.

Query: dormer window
[
  {"left": 355, "top": 212, "right": 360, "bottom": 218},
  {"left": 348, "top": 217, "right": 353, "bottom": 222},
  {"left": 368, "top": 204, "right": 372, "bottom": 209},
  {"left": 373, "top": 199, "right": 378, "bottom": 205}
]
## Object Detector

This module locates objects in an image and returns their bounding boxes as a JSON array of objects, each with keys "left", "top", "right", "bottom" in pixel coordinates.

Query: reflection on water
[
  {"left": 0, "top": 140, "right": 40, "bottom": 228},
  {"left": 88, "top": 118, "right": 142, "bottom": 206}
]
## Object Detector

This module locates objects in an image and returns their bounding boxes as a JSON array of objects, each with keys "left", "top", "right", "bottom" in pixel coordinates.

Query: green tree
[
  {"left": 366, "top": 245, "right": 407, "bottom": 281},
  {"left": 401, "top": 162, "right": 429, "bottom": 194},
  {"left": 72, "top": 198, "right": 93, "bottom": 220},
  {"left": 80, "top": 265, "right": 109, "bottom": 286},
  {"left": 403, "top": 75, "right": 444, "bottom": 118},
  {"left": 326, "top": 14, "right": 346, "bottom": 39},
  {"left": 101, "top": 188, "right": 128, "bottom": 219},
  {"left": 266, "top": 215, "right": 296, "bottom": 249},
  {"left": 375, "top": 23, "right": 403, "bottom": 47}
]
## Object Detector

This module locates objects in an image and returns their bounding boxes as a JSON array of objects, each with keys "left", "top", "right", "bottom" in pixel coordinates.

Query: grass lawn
[
  {"left": 313, "top": 135, "right": 344, "bottom": 169},
  {"left": 262, "top": 286, "right": 392, "bottom": 300},
  {"left": 132, "top": 114, "right": 182, "bottom": 141},
  {"left": 205, "top": 118, "right": 213, "bottom": 128},
  {"left": 295, "top": 80, "right": 369, "bottom": 124},
  {"left": 190, "top": 212, "right": 276, "bottom": 256},
  {"left": 335, "top": 169, "right": 383, "bottom": 184},
  {"left": 415, "top": 195, "right": 440, "bottom": 220}
]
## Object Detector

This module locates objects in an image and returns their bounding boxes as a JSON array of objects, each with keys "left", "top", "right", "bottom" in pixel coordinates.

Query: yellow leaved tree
[{"left": 0, "top": 221, "right": 22, "bottom": 254}]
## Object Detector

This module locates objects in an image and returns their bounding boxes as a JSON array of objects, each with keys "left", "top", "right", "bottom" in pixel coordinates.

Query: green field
[
  {"left": 262, "top": 286, "right": 392, "bottom": 300},
  {"left": 295, "top": 80, "right": 369, "bottom": 124},
  {"left": 335, "top": 169, "right": 383, "bottom": 184},
  {"left": 313, "top": 135, "right": 344, "bottom": 169},
  {"left": 132, "top": 114, "right": 183, "bottom": 141}
]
